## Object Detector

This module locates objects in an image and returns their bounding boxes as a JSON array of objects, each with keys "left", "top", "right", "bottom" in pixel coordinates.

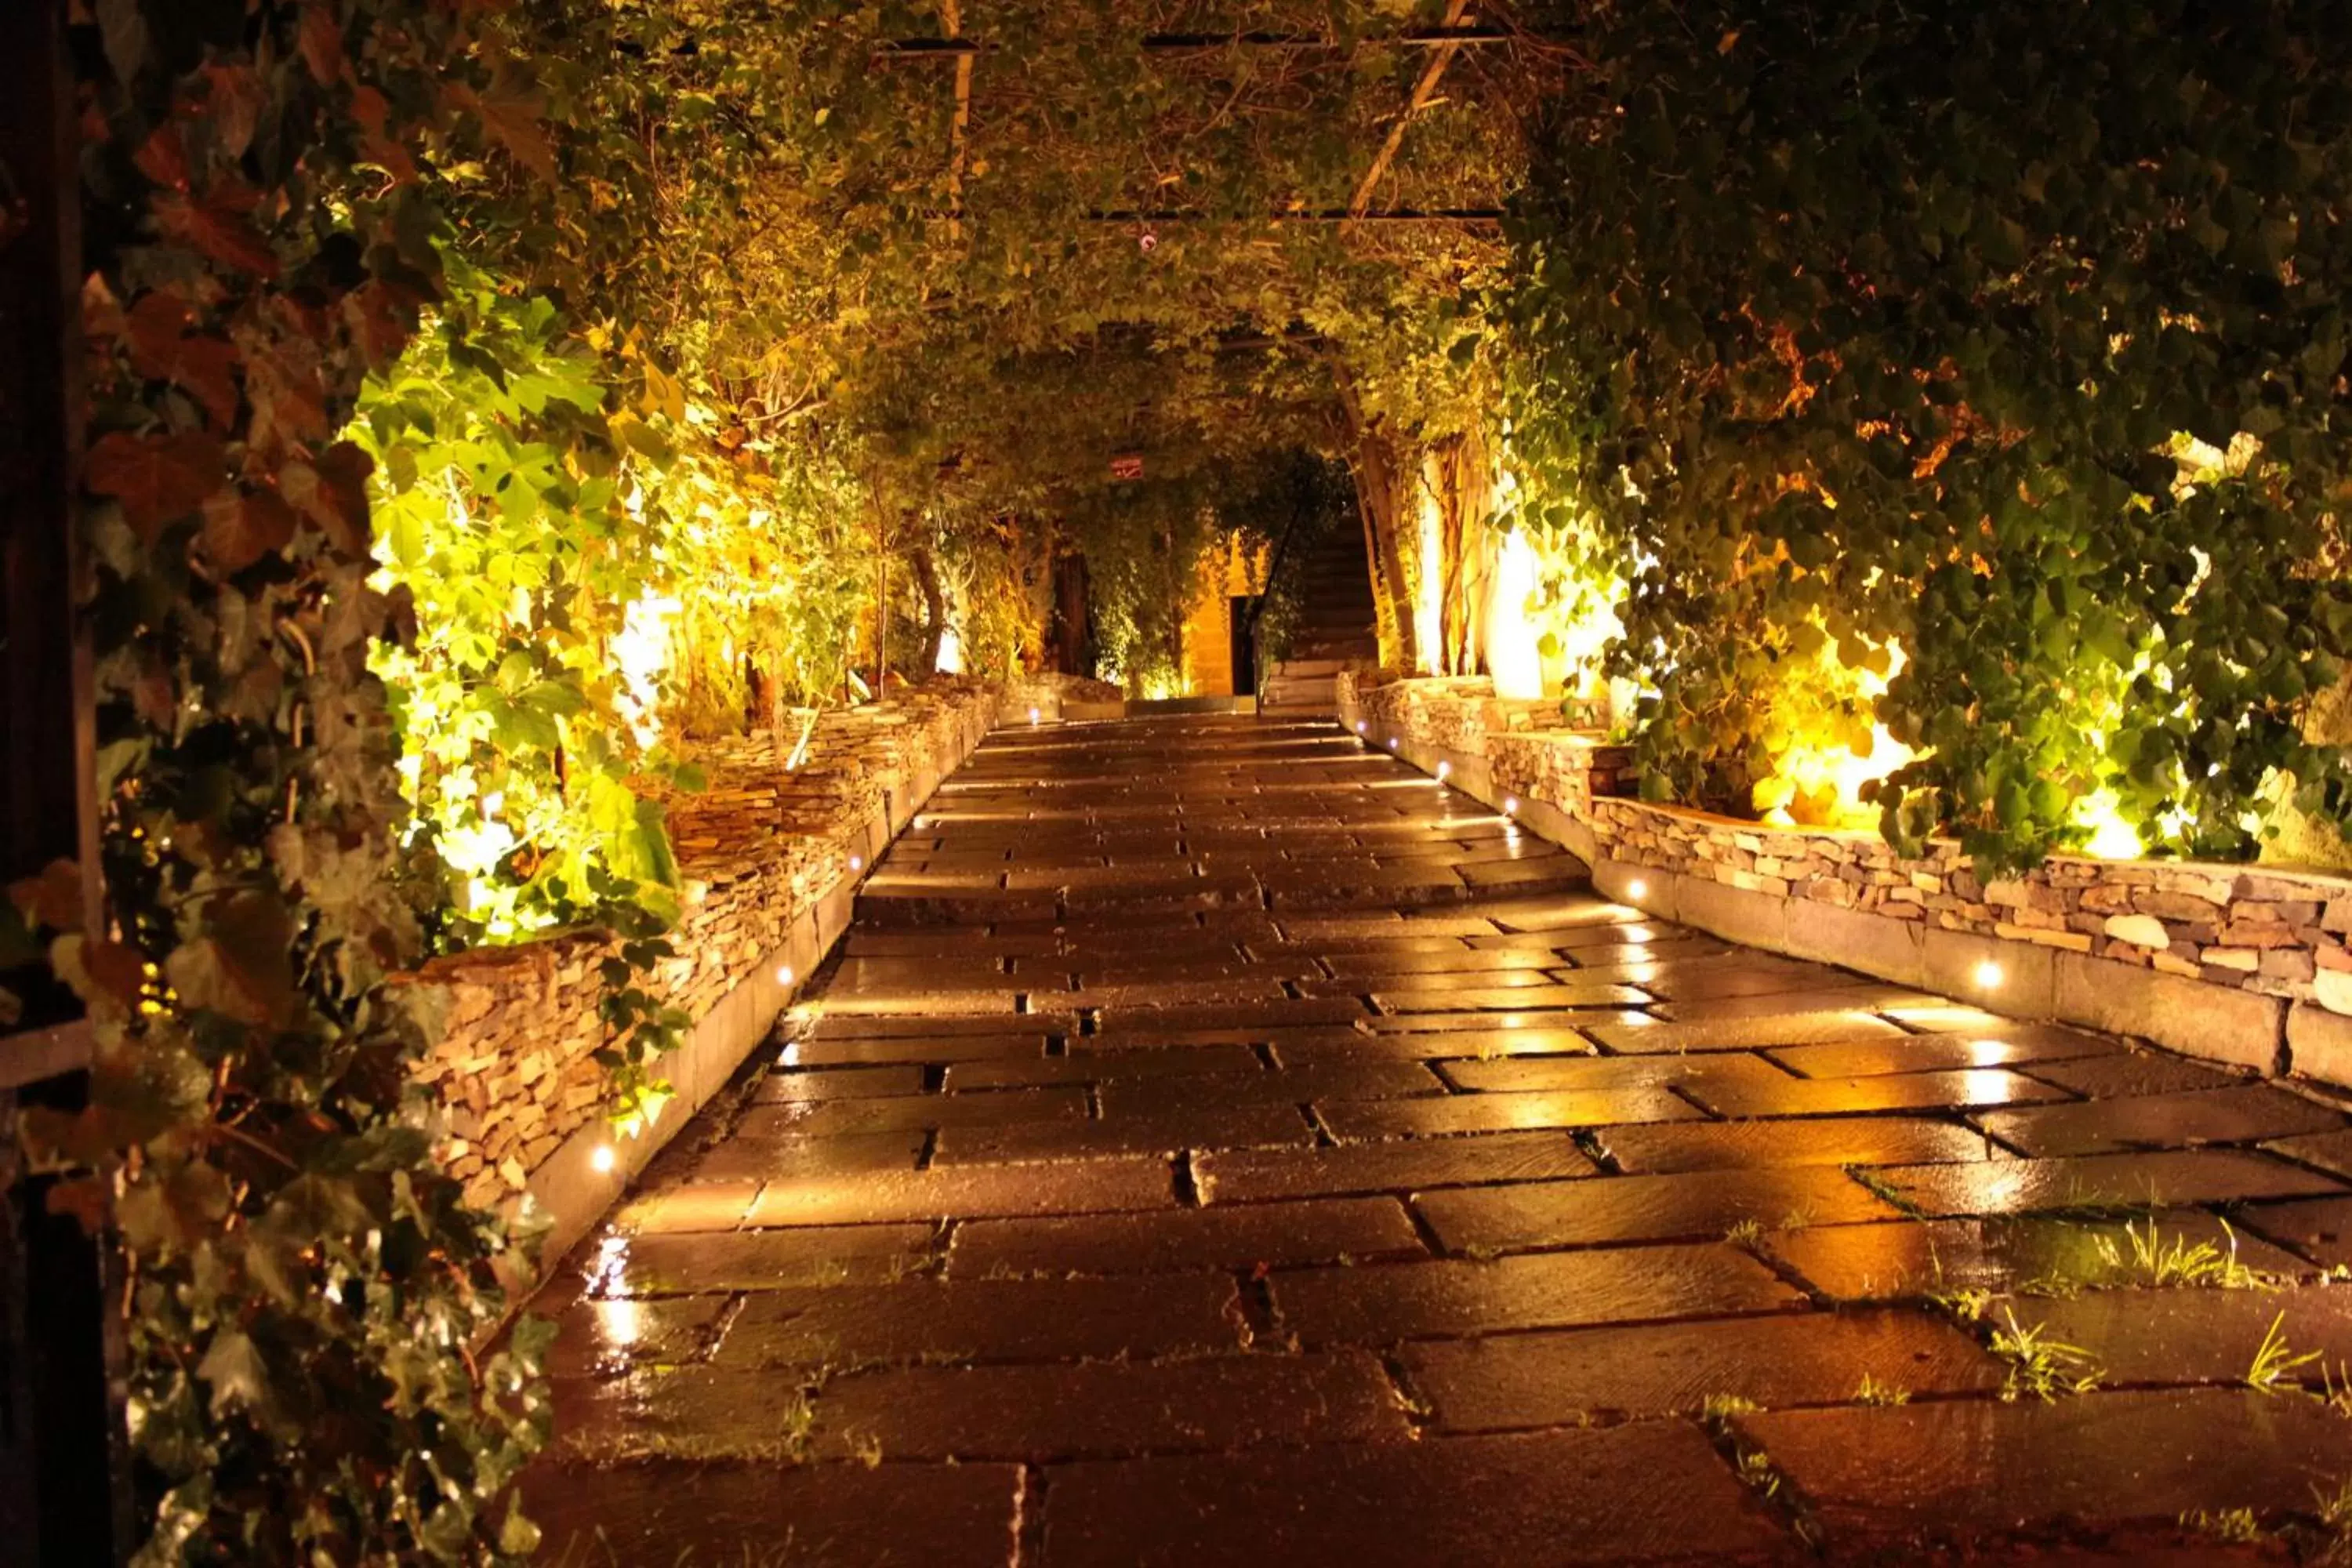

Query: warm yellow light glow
[
  {"left": 1503, "top": 796, "right": 1519, "bottom": 815},
  {"left": 1627, "top": 878, "right": 1650, "bottom": 901},
  {"left": 612, "top": 593, "right": 682, "bottom": 748},
  {"left": 1028, "top": 706, "right": 1041, "bottom": 724},
  {"left": 590, "top": 1144, "right": 617, "bottom": 1174},
  {"left": 936, "top": 625, "right": 965, "bottom": 674},
  {"left": 2072, "top": 787, "right": 2145, "bottom": 860},
  {"left": 1354, "top": 720, "right": 1368, "bottom": 735},
  {"left": 600, "top": 1299, "right": 644, "bottom": 1352},
  {"left": 1759, "top": 635, "right": 1917, "bottom": 828},
  {"left": 1436, "top": 760, "right": 1453, "bottom": 780},
  {"left": 1486, "top": 529, "right": 1545, "bottom": 701},
  {"left": 775, "top": 964, "right": 794, "bottom": 986},
  {"left": 850, "top": 854, "right": 864, "bottom": 871},
  {"left": 1415, "top": 482, "right": 1444, "bottom": 677},
  {"left": 1973, "top": 960, "right": 2005, "bottom": 990}
]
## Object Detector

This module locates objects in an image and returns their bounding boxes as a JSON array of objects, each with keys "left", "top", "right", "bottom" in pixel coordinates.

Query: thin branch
[{"left": 1346, "top": 0, "right": 1476, "bottom": 225}]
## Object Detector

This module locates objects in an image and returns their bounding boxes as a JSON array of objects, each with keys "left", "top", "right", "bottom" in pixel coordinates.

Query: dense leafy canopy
[
  {"left": 1506, "top": 0, "right": 2352, "bottom": 866},
  {"left": 24, "top": 0, "right": 2352, "bottom": 1560}
]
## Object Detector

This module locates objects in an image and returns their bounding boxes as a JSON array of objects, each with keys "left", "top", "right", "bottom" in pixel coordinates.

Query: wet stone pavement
[{"left": 521, "top": 716, "right": 2352, "bottom": 1565}]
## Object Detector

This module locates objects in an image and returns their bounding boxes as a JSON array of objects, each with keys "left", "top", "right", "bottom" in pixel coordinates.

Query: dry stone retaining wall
[
  {"left": 1337, "top": 670, "right": 2352, "bottom": 1087},
  {"left": 400, "top": 679, "right": 1000, "bottom": 1247}
]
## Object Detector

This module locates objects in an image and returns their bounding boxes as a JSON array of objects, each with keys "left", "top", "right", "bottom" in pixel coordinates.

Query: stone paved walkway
[{"left": 524, "top": 717, "right": 2352, "bottom": 1564}]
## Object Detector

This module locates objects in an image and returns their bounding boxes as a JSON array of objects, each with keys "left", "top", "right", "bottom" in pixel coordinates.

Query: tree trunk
[
  {"left": 1427, "top": 427, "right": 1497, "bottom": 677},
  {"left": 911, "top": 544, "right": 945, "bottom": 679},
  {"left": 1328, "top": 363, "right": 1421, "bottom": 674}
]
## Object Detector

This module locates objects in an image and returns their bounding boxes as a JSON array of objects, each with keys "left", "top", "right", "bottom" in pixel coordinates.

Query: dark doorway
[{"left": 1229, "top": 596, "right": 1261, "bottom": 699}]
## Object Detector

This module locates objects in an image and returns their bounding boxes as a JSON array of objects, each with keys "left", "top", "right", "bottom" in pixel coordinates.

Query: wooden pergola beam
[
  {"left": 938, "top": 0, "right": 973, "bottom": 238},
  {"left": 1089, "top": 208, "right": 1503, "bottom": 225},
  {"left": 1345, "top": 0, "right": 1476, "bottom": 225},
  {"left": 870, "top": 25, "right": 1523, "bottom": 60}
]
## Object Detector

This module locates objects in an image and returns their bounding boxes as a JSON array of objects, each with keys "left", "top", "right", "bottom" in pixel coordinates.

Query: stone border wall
[
  {"left": 1004, "top": 672, "right": 1126, "bottom": 724},
  {"left": 397, "top": 679, "right": 1001, "bottom": 1290},
  {"left": 1337, "top": 670, "right": 2352, "bottom": 1088}
]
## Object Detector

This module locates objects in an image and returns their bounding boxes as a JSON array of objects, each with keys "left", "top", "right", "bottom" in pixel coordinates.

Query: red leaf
[
  {"left": 199, "top": 487, "right": 299, "bottom": 575},
  {"left": 281, "top": 446, "right": 372, "bottom": 557},
  {"left": 155, "top": 187, "right": 280, "bottom": 279},
  {"left": 451, "top": 76, "right": 557, "bottom": 181},
  {"left": 343, "top": 278, "right": 416, "bottom": 368},
  {"left": 125, "top": 292, "right": 241, "bottom": 430},
  {"left": 133, "top": 123, "right": 188, "bottom": 190},
  {"left": 80, "top": 938, "right": 149, "bottom": 1007},
  {"left": 298, "top": 4, "right": 343, "bottom": 85},
  {"left": 7, "top": 859, "right": 86, "bottom": 933},
  {"left": 197, "top": 63, "right": 263, "bottom": 158},
  {"left": 310, "top": 441, "right": 375, "bottom": 554},
  {"left": 85, "top": 428, "right": 227, "bottom": 539},
  {"left": 45, "top": 1178, "right": 110, "bottom": 1236}
]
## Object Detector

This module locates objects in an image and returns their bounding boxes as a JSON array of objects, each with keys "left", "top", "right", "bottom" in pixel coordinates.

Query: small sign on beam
[{"left": 1109, "top": 452, "right": 1145, "bottom": 481}]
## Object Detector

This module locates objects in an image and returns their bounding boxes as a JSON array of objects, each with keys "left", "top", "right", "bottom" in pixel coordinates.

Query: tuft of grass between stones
[
  {"left": 2178, "top": 1506, "right": 2267, "bottom": 1545},
  {"left": 1988, "top": 1308, "right": 2101, "bottom": 1403},
  {"left": 2248, "top": 1312, "right": 2324, "bottom": 1393},
  {"left": 1853, "top": 1374, "right": 1911, "bottom": 1407},
  {"left": 2097, "top": 1217, "right": 2275, "bottom": 1292}
]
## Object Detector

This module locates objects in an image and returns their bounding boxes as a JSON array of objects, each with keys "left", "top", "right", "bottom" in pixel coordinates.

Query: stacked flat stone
[
  {"left": 1337, "top": 672, "right": 2352, "bottom": 1071},
  {"left": 401, "top": 680, "right": 1001, "bottom": 1208}
]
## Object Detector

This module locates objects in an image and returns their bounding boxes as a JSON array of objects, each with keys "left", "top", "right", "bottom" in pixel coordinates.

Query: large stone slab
[
  {"left": 947, "top": 1196, "right": 1427, "bottom": 1278},
  {"left": 1036, "top": 1425, "right": 1794, "bottom": 1566},
  {"left": 1416, "top": 1166, "right": 1904, "bottom": 1251},
  {"left": 523, "top": 1457, "right": 1022, "bottom": 1566},
  {"left": 1271, "top": 1245, "right": 1802, "bottom": 1345},
  {"left": 809, "top": 1352, "right": 1412, "bottom": 1461},
  {"left": 1196, "top": 1130, "right": 1597, "bottom": 1203},
  {"left": 1405, "top": 1307, "right": 2001, "bottom": 1428},
  {"left": 1740, "top": 1389, "right": 2352, "bottom": 1551}
]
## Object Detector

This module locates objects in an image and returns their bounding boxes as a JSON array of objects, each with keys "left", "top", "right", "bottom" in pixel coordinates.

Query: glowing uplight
[
  {"left": 850, "top": 855, "right": 864, "bottom": 871},
  {"left": 2072, "top": 788, "right": 2145, "bottom": 860},
  {"left": 936, "top": 625, "right": 965, "bottom": 674},
  {"left": 1436, "top": 760, "right": 1453, "bottom": 781},
  {"left": 1759, "top": 634, "right": 1916, "bottom": 828},
  {"left": 1504, "top": 796, "right": 1519, "bottom": 815},
  {"left": 1486, "top": 529, "right": 1545, "bottom": 701},
  {"left": 1626, "top": 878, "right": 1650, "bottom": 901},
  {"left": 1388, "top": 737, "right": 1399, "bottom": 750},
  {"left": 590, "top": 1144, "right": 617, "bottom": 1174},
  {"left": 1355, "top": 720, "right": 1368, "bottom": 735},
  {"left": 1973, "top": 960, "right": 2006, "bottom": 990},
  {"left": 775, "top": 964, "right": 795, "bottom": 986},
  {"left": 612, "top": 592, "right": 682, "bottom": 748},
  {"left": 1415, "top": 481, "right": 1444, "bottom": 677},
  {"left": 1028, "top": 706, "right": 1041, "bottom": 724}
]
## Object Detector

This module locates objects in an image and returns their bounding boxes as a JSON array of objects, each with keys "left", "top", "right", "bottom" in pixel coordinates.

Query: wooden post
[{"left": 0, "top": 2, "right": 128, "bottom": 1561}]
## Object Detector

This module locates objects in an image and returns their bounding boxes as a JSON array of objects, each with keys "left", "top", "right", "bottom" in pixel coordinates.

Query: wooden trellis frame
[{"left": 878, "top": 8, "right": 1515, "bottom": 227}]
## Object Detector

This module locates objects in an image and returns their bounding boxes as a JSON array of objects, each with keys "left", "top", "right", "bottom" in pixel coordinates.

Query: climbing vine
[
  {"left": 8, "top": 2, "right": 568, "bottom": 1560},
  {"left": 1506, "top": 0, "right": 2352, "bottom": 868}
]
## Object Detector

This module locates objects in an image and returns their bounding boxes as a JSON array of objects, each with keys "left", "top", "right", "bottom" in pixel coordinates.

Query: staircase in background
[{"left": 1258, "top": 521, "right": 1381, "bottom": 717}]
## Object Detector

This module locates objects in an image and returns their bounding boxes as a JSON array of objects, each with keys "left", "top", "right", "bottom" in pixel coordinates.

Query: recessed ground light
[
  {"left": 1387, "top": 737, "right": 1399, "bottom": 750},
  {"left": 850, "top": 854, "right": 863, "bottom": 871},
  {"left": 1974, "top": 960, "right": 2006, "bottom": 990},
  {"left": 1028, "top": 706, "right": 1041, "bottom": 723},
  {"left": 1354, "top": 720, "right": 1367, "bottom": 735},
  {"left": 590, "top": 1144, "right": 617, "bottom": 1174},
  {"left": 1627, "top": 878, "right": 1650, "bottom": 900},
  {"left": 776, "top": 964, "right": 795, "bottom": 986},
  {"left": 1503, "top": 796, "right": 1519, "bottom": 815},
  {"left": 1436, "top": 760, "right": 1452, "bottom": 780}
]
